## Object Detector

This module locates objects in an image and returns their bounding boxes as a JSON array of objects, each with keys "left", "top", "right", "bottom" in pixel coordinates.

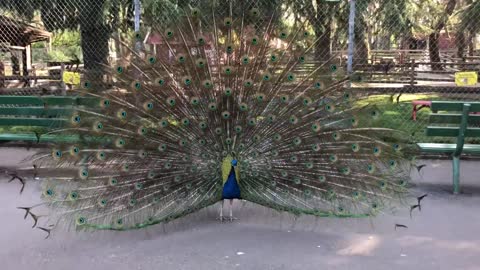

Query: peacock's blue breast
[{"left": 222, "top": 166, "right": 241, "bottom": 199}]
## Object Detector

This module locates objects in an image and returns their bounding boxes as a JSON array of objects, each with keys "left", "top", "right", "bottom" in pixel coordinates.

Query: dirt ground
[{"left": 0, "top": 147, "right": 479, "bottom": 270}]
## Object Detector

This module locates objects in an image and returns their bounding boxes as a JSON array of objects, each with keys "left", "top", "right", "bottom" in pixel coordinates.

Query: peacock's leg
[
  {"left": 218, "top": 199, "right": 224, "bottom": 222},
  {"left": 229, "top": 199, "right": 237, "bottom": 221}
]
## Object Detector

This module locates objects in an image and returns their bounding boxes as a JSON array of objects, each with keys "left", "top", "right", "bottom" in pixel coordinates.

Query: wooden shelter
[{"left": 0, "top": 15, "right": 51, "bottom": 77}]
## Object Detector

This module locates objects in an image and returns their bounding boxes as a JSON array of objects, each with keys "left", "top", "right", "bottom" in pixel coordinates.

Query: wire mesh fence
[{"left": 0, "top": 0, "right": 479, "bottom": 143}]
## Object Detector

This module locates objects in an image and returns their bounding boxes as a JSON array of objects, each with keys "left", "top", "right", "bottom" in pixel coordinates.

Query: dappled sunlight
[
  {"left": 397, "top": 235, "right": 434, "bottom": 247},
  {"left": 430, "top": 162, "right": 444, "bottom": 168},
  {"left": 337, "top": 235, "right": 381, "bottom": 256},
  {"left": 397, "top": 235, "right": 480, "bottom": 253},
  {"left": 436, "top": 241, "right": 480, "bottom": 252}
]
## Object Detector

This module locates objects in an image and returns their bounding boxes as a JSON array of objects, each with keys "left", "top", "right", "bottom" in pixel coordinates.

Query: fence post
[
  {"left": 409, "top": 59, "right": 415, "bottom": 87},
  {"left": 60, "top": 63, "right": 66, "bottom": 95},
  {"left": 347, "top": 0, "right": 356, "bottom": 75}
]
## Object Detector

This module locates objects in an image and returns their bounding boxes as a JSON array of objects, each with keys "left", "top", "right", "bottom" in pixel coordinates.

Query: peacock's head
[{"left": 231, "top": 159, "right": 238, "bottom": 167}]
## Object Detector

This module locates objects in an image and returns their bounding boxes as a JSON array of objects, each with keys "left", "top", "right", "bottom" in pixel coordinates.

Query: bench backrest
[
  {"left": 427, "top": 101, "right": 480, "bottom": 137},
  {"left": 0, "top": 96, "right": 98, "bottom": 128},
  {"left": 427, "top": 101, "right": 480, "bottom": 156}
]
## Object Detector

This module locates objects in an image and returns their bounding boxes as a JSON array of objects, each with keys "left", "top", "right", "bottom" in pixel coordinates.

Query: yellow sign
[
  {"left": 455, "top": 71, "right": 478, "bottom": 86},
  {"left": 62, "top": 71, "right": 81, "bottom": 85}
]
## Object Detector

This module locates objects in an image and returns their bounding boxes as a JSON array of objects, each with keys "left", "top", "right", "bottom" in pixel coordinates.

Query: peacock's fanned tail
[{"left": 14, "top": 1, "right": 414, "bottom": 231}]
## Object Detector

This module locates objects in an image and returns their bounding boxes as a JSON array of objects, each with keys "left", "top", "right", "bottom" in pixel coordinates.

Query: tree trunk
[
  {"left": 353, "top": 17, "right": 369, "bottom": 65},
  {"left": 81, "top": 23, "right": 110, "bottom": 83},
  {"left": 466, "top": 0, "right": 475, "bottom": 57},
  {"left": 79, "top": 0, "right": 109, "bottom": 86},
  {"left": 429, "top": 33, "right": 442, "bottom": 70},
  {"left": 290, "top": 0, "right": 339, "bottom": 62},
  {"left": 456, "top": 31, "right": 465, "bottom": 60},
  {"left": 468, "top": 30, "right": 475, "bottom": 56},
  {"left": 312, "top": 1, "right": 337, "bottom": 62},
  {"left": 314, "top": 24, "right": 332, "bottom": 62},
  {"left": 429, "top": 0, "right": 457, "bottom": 70}
]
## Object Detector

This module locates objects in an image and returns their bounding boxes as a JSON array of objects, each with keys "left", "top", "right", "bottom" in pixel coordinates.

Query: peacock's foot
[
  {"left": 229, "top": 216, "right": 238, "bottom": 222},
  {"left": 217, "top": 215, "right": 225, "bottom": 222}
]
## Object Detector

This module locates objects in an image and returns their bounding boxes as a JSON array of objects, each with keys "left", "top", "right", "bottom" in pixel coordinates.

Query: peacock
[{"left": 7, "top": 1, "right": 416, "bottom": 234}]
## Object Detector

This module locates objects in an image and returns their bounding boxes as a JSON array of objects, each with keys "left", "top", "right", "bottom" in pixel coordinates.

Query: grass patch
[{"left": 356, "top": 94, "right": 480, "bottom": 144}]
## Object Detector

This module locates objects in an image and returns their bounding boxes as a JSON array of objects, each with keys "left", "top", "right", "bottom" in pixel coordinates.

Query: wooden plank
[
  {"left": 0, "top": 133, "right": 111, "bottom": 143},
  {"left": 425, "top": 127, "right": 480, "bottom": 137},
  {"left": 0, "top": 86, "right": 62, "bottom": 92},
  {"left": 355, "top": 71, "right": 411, "bottom": 76},
  {"left": 0, "top": 96, "right": 99, "bottom": 106},
  {"left": 0, "top": 133, "right": 61, "bottom": 142},
  {"left": 0, "top": 118, "right": 67, "bottom": 127},
  {"left": 0, "top": 107, "right": 73, "bottom": 116},
  {"left": 0, "top": 96, "right": 64, "bottom": 105},
  {"left": 46, "top": 64, "right": 84, "bottom": 70},
  {"left": 431, "top": 101, "right": 480, "bottom": 112},
  {"left": 429, "top": 113, "right": 480, "bottom": 124},
  {"left": 415, "top": 78, "right": 455, "bottom": 82},
  {"left": 417, "top": 143, "right": 480, "bottom": 154},
  {"left": 417, "top": 62, "right": 480, "bottom": 66},
  {"left": 0, "top": 75, "right": 60, "bottom": 80},
  {"left": 415, "top": 70, "right": 473, "bottom": 74},
  {"left": 361, "top": 80, "right": 415, "bottom": 84}
]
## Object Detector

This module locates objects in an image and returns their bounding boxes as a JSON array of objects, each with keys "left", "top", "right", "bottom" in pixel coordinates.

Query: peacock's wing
[{"left": 12, "top": 0, "right": 415, "bottom": 231}]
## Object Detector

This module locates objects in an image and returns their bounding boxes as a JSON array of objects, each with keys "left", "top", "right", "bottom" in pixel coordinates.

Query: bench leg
[{"left": 452, "top": 156, "right": 460, "bottom": 194}]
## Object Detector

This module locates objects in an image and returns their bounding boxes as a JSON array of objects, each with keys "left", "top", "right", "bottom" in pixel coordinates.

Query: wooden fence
[{"left": 0, "top": 63, "right": 84, "bottom": 95}]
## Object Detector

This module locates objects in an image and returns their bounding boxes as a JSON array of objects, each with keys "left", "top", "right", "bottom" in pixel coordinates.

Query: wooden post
[
  {"left": 60, "top": 63, "right": 66, "bottom": 95},
  {"left": 0, "top": 60, "right": 4, "bottom": 88},
  {"left": 25, "top": 44, "right": 32, "bottom": 72},
  {"left": 11, "top": 50, "right": 20, "bottom": 76},
  {"left": 409, "top": 59, "right": 415, "bottom": 86},
  {"left": 21, "top": 46, "right": 28, "bottom": 77},
  {"left": 26, "top": 44, "right": 32, "bottom": 86}
]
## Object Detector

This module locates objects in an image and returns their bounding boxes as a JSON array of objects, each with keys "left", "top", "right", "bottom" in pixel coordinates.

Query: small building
[
  {"left": 0, "top": 15, "right": 51, "bottom": 77},
  {"left": 143, "top": 25, "right": 286, "bottom": 65}
]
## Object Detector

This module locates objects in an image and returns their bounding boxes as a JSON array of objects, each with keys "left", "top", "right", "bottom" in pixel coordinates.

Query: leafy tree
[
  {"left": 428, "top": 0, "right": 457, "bottom": 69},
  {"left": 457, "top": 0, "right": 480, "bottom": 58},
  {"left": 286, "top": 0, "right": 342, "bottom": 61},
  {"left": 142, "top": 0, "right": 282, "bottom": 32},
  {"left": 0, "top": 0, "right": 133, "bottom": 80}
]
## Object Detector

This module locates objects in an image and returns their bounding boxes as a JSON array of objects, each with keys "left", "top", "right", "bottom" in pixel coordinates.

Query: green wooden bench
[
  {"left": 0, "top": 95, "right": 98, "bottom": 143},
  {"left": 417, "top": 101, "right": 480, "bottom": 194}
]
